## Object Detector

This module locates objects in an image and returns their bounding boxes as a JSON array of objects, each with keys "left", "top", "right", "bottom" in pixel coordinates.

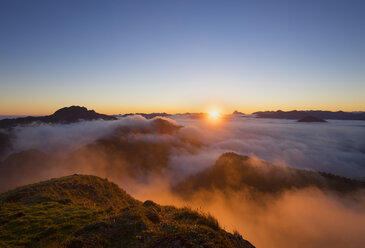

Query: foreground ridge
[{"left": 0, "top": 174, "right": 254, "bottom": 248}]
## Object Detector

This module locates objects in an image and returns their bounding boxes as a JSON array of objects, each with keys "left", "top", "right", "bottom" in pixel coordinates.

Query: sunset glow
[
  {"left": 0, "top": 1, "right": 364, "bottom": 115},
  {"left": 1, "top": 1, "right": 365, "bottom": 248},
  {"left": 209, "top": 110, "right": 219, "bottom": 119}
]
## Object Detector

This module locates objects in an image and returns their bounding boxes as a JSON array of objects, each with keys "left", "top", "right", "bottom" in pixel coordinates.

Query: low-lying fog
[
  {"left": 1, "top": 115, "right": 365, "bottom": 248},
  {"left": 9, "top": 116, "right": 365, "bottom": 178},
  {"left": 172, "top": 116, "right": 365, "bottom": 178}
]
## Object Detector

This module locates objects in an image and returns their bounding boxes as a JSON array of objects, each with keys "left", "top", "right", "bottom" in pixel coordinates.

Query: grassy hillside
[
  {"left": 0, "top": 175, "right": 254, "bottom": 248},
  {"left": 65, "top": 202, "right": 252, "bottom": 248}
]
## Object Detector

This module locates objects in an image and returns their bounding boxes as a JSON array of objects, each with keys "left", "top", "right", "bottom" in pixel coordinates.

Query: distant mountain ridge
[
  {"left": 254, "top": 110, "right": 365, "bottom": 120},
  {"left": 0, "top": 106, "right": 116, "bottom": 129}
]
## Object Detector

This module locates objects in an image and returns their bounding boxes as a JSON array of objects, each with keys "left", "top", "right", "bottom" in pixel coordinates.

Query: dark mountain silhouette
[
  {"left": 174, "top": 153, "right": 365, "bottom": 199},
  {"left": 233, "top": 110, "right": 245, "bottom": 115},
  {"left": 52, "top": 106, "right": 116, "bottom": 122},
  {"left": 254, "top": 110, "right": 365, "bottom": 120},
  {"left": 0, "top": 175, "right": 254, "bottom": 248},
  {"left": 0, "top": 106, "right": 116, "bottom": 129},
  {"left": 298, "top": 115, "right": 327, "bottom": 122}
]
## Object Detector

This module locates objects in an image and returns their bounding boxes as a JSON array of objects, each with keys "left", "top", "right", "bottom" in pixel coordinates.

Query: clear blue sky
[{"left": 0, "top": 0, "right": 364, "bottom": 115}]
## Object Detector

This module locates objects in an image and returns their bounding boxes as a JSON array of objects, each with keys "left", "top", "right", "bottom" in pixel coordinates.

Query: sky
[{"left": 0, "top": 0, "right": 364, "bottom": 115}]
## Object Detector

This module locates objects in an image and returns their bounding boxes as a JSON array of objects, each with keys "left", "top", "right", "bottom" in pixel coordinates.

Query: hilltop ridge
[{"left": 0, "top": 174, "right": 254, "bottom": 248}]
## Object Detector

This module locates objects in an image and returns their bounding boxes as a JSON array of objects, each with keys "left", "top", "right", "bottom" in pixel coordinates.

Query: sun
[{"left": 209, "top": 110, "right": 220, "bottom": 118}]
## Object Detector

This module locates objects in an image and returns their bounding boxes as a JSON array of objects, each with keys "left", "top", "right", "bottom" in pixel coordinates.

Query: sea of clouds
[
  {"left": 172, "top": 116, "right": 365, "bottom": 178},
  {"left": 7, "top": 115, "right": 365, "bottom": 178},
  {"left": 1, "top": 115, "right": 365, "bottom": 248}
]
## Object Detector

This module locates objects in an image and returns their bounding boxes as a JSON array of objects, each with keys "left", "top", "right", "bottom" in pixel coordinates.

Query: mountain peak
[
  {"left": 53, "top": 106, "right": 90, "bottom": 115},
  {"left": 51, "top": 105, "right": 114, "bottom": 122}
]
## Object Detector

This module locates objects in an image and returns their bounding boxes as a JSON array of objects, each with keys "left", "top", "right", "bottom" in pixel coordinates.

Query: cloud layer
[
  {"left": 1, "top": 115, "right": 365, "bottom": 248},
  {"left": 172, "top": 116, "right": 365, "bottom": 178}
]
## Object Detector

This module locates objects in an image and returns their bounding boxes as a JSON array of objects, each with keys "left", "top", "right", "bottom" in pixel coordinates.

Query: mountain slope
[
  {"left": 0, "top": 175, "right": 138, "bottom": 248},
  {"left": 174, "top": 152, "right": 365, "bottom": 199},
  {"left": 0, "top": 175, "right": 254, "bottom": 248},
  {"left": 0, "top": 174, "right": 137, "bottom": 208},
  {"left": 65, "top": 202, "right": 253, "bottom": 248}
]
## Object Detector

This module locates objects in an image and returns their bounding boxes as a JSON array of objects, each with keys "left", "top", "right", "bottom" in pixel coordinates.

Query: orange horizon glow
[
  {"left": 1, "top": 107, "right": 365, "bottom": 116},
  {"left": 0, "top": 103, "right": 364, "bottom": 116}
]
